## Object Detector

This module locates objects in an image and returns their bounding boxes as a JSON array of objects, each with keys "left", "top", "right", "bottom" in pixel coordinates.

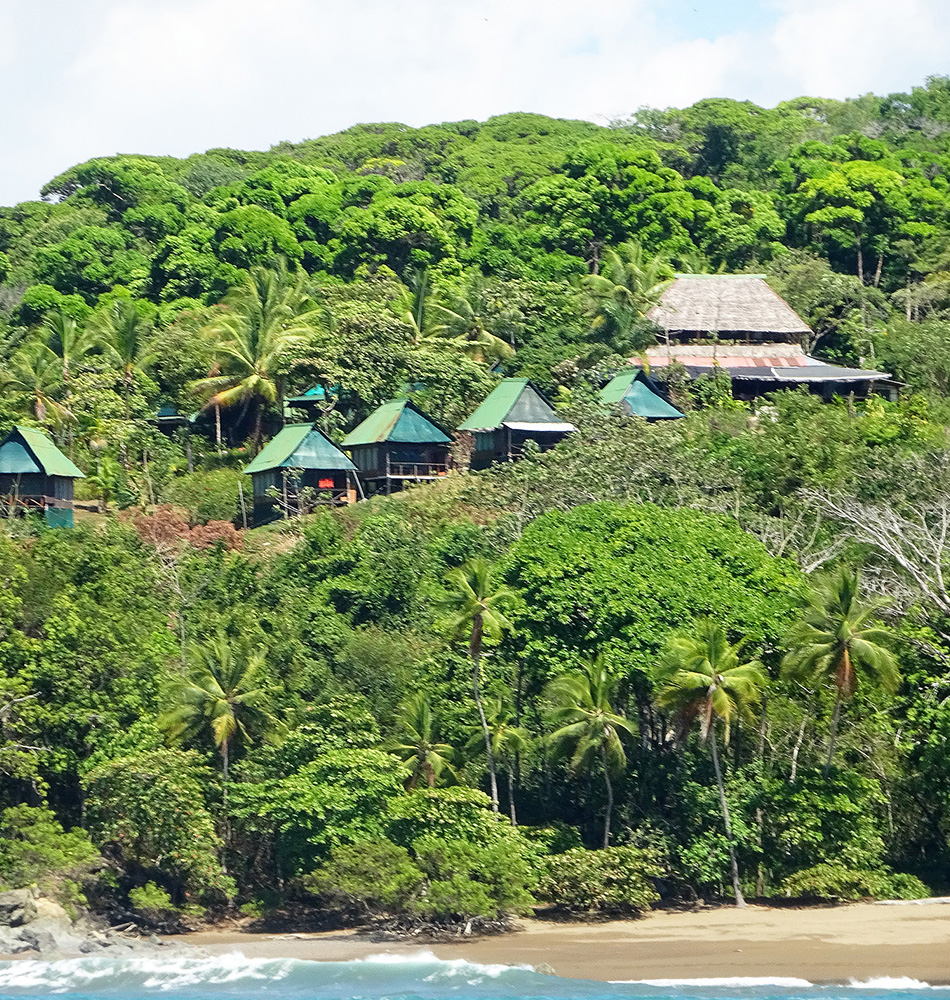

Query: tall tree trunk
[
  {"left": 507, "top": 766, "right": 518, "bottom": 826},
  {"left": 757, "top": 692, "right": 768, "bottom": 761},
  {"left": 602, "top": 743, "right": 614, "bottom": 849},
  {"left": 709, "top": 728, "right": 746, "bottom": 907},
  {"left": 790, "top": 715, "right": 807, "bottom": 783},
  {"left": 470, "top": 615, "right": 499, "bottom": 813},
  {"left": 253, "top": 404, "right": 264, "bottom": 454},
  {"left": 824, "top": 689, "right": 843, "bottom": 776},
  {"left": 873, "top": 252, "right": 884, "bottom": 288}
]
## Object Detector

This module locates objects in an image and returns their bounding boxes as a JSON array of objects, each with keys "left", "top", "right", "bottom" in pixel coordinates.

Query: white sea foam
[
  {"left": 614, "top": 977, "right": 816, "bottom": 987},
  {"left": 847, "top": 978, "right": 950, "bottom": 990},
  {"left": 0, "top": 954, "right": 297, "bottom": 992}
]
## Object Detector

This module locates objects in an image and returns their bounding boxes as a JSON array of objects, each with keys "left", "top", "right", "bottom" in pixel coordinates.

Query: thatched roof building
[
  {"left": 649, "top": 274, "right": 811, "bottom": 343},
  {"left": 646, "top": 275, "right": 893, "bottom": 400}
]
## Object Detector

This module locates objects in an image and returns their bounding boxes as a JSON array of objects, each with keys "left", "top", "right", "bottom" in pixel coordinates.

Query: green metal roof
[
  {"left": 621, "top": 381, "right": 684, "bottom": 420},
  {"left": 0, "top": 427, "right": 85, "bottom": 478},
  {"left": 599, "top": 368, "right": 643, "bottom": 407},
  {"left": 458, "top": 379, "right": 561, "bottom": 431},
  {"left": 342, "top": 399, "right": 451, "bottom": 447},
  {"left": 243, "top": 424, "right": 356, "bottom": 475}
]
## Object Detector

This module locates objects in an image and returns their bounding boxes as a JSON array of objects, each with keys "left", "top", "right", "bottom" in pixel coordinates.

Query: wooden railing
[{"left": 385, "top": 458, "right": 449, "bottom": 479}]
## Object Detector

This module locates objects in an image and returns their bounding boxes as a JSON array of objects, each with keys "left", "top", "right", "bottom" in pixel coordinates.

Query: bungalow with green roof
[
  {"left": 0, "top": 426, "right": 85, "bottom": 528},
  {"left": 243, "top": 423, "right": 358, "bottom": 524},
  {"left": 458, "top": 378, "right": 575, "bottom": 470},
  {"left": 599, "top": 368, "right": 684, "bottom": 421},
  {"left": 341, "top": 399, "right": 452, "bottom": 495}
]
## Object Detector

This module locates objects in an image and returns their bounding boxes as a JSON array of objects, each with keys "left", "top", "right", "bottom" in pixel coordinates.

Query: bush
[
  {"left": 0, "top": 805, "right": 100, "bottom": 909},
  {"left": 306, "top": 839, "right": 424, "bottom": 916},
  {"left": 128, "top": 881, "right": 176, "bottom": 912},
  {"left": 305, "top": 790, "right": 539, "bottom": 925},
  {"left": 538, "top": 846, "right": 662, "bottom": 915},
  {"left": 411, "top": 834, "right": 535, "bottom": 920},
  {"left": 781, "top": 863, "right": 930, "bottom": 901},
  {"left": 164, "top": 469, "right": 242, "bottom": 525}
]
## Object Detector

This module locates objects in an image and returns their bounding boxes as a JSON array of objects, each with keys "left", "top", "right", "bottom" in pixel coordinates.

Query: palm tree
[
  {"left": 0, "top": 339, "right": 70, "bottom": 427},
  {"left": 393, "top": 267, "right": 439, "bottom": 347},
  {"left": 158, "top": 633, "right": 275, "bottom": 801},
  {"left": 94, "top": 298, "right": 157, "bottom": 419},
  {"left": 43, "top": 312, "right": 97, "bottom": 398},
  {"left": 465, "top": 696, "right": 530, "bottom": 825},
  {"left": 782, "top": 568, "right": 899, "bottom": 774},
  {"left": 194, "top": 264, "right": 326, "bottom": 451},
  {"left": 441, "top": 557, "right": 515, "bottom": 813},
  {"left": 656, "top": 621, "right": 767, "bottom": 907},
  {"left": 545, "top": 656, "right": 634, "bottom": 848},
  {"left": 431, "top": 275, "right": 517, "bottom": 363},
  {"left": 582, "top": 241, "right": 673, "bottom": 348},
  {"left": 393, "top": 692, "right": 456, "bottom": 790}
]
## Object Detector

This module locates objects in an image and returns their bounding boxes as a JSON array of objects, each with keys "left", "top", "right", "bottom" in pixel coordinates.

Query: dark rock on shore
[{"left": 0, "top": 888, "right": 193, "bottom": 959}]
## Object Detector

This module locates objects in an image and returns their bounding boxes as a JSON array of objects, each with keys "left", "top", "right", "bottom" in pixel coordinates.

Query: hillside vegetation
[{"left": 0, "top": 79, "right": 950, "bottom": 928}]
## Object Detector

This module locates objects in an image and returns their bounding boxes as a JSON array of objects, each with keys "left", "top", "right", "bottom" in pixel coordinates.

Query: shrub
[
  {"left": 306, "top": 839, "right": 424, "bottom": 916},
  {"left": 411, "top": 834, "right": 535, "bottom": 920},
  {"left": 164, "top": 469, "right": 242, "bottom": 525},
  {"left": 538, "top": 846, "right": 662, "bottom": 915},
  {"left": 781, "top": 863, "right": 929, "bottom": 901},
  {"left": 129, "top": 881, "right": 176, "bottom": 912},
  {"left": 0, "top": 805, "right": 101, "bottom": 909}
]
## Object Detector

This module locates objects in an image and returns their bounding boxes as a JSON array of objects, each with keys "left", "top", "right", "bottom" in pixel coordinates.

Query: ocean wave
[{"left": 0, "top": 953, "right": 945, "bottom": 1000}]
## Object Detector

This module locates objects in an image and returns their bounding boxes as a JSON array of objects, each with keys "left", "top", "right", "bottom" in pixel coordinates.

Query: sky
[{"left": 1, "top": 0, "right": 949, "bottom": 207}]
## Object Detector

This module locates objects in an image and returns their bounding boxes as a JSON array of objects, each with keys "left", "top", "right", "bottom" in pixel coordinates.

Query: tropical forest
[{"left": 2, "top": 76, "right": 950, "bottom": 932}]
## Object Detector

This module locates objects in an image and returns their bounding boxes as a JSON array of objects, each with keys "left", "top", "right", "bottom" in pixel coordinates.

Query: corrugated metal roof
[
  {"left": 620, "top": 382, "right": 685, "bottom": 420},
  {"left": 649, "top": 275, "right": 811, "bottom": 336},
  {"left": 649, "top": 353, "right": 814, "bottom": 368},
  {"left": 0, "top": 427, "right": 85, "bottom": 478},
  {"left": 730, "top": 364, "right": 891, "bottom": 382},
  {"left": 459, "top": 379, "right": 562, "bottom": 432},
  {"left": 341, "top": 399, "right": 451, "bottom": 447},
  {"left": 243, "top": 424, "right": 356, "bottom": 474}
]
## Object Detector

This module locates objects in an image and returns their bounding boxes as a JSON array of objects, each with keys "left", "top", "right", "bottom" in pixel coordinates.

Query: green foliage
[
  {"left": 83, "top": 747, "right": 234, "bottom": 902},
  {"left": 504, "top": 502, "right": 803, "bottom": 682},
  {"left": 538, "top": 846, "right": 662, "bottom": 914},
  {"left": 781, "top": 862, "right": 928, "bottom": 901},
  {"left": 164, "top": 469, "right": 242, "bottom": 525},
  {"left": 306, "top": 839, "right": 424, "bottom": 914},
  {"left": 0, "top": 806, "right": 100, "bottom": 905},
  {"left": 3, "top": 92, "right": 950, "bottom": 922},
  {"left": 128, "top": 881, "right": 176, "bottom": 912}
]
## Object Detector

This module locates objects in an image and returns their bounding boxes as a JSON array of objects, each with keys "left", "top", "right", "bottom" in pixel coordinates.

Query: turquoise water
[{"left": 0, "top": 953, "right": 941, "bottom": 1000}]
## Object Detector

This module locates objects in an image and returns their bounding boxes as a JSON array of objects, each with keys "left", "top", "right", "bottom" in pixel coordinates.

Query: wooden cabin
[
  {"left": 599, "top": 368, "right": 684, "bottom": 420},
  {"left": 243, "top": 423, "right": 358, "bottom": 524},
  {"left": 0, "top": 426, "right": 85, "bottom": 528},
  {"left": 646, "top": 274, "right": 893, "bottom": 400},
  {"left": 341, "top": 399, "right": 452, "bottom": 495},
  {"left": 458, "top": 378, "right": 575, "bottom": 470}
]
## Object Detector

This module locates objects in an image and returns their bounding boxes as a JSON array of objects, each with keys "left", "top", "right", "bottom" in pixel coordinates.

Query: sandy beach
[{"left": 183, "top": 903, "right": 950, "bottom": 983}]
